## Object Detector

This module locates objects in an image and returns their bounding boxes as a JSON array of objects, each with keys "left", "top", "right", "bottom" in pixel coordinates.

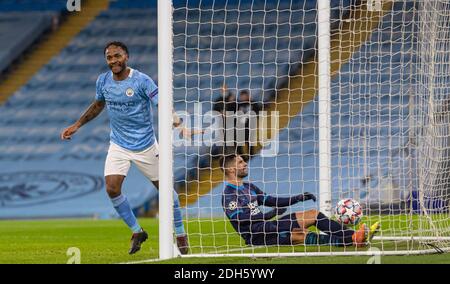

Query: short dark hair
[
  {"left": 104, "top": 41, "right": 129, "bottom": 56},
  {"left": 219, "top": 154, "right": 239, "bottom": 173},
  {"left": 239, "top": 90, "right": 249, "bottom": 96}
]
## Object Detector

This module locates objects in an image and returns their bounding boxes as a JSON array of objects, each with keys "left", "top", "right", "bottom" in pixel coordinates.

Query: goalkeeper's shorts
[{"left": 249, "top": 213, "right": 301, "bottom": 246}]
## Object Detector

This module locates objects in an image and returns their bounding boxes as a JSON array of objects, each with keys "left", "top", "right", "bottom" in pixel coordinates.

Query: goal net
[{"left": 164, "top": 0, "right": 450, "bottom": 257}]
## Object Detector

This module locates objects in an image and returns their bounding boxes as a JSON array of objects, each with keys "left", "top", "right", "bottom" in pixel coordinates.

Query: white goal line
[
  {"left": 117, "top": 246, "right": 450, "bottom": 264},
  {"left": 116, "top": 238, "right": 450, "bottom": 263},
  {"left": 182, "top": 246, "right": 450, "bottom": 258}
]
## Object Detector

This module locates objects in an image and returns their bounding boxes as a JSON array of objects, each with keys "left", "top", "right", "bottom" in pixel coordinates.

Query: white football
[{"left": 335, "top": 198, "right": 363, "bottom": 226}]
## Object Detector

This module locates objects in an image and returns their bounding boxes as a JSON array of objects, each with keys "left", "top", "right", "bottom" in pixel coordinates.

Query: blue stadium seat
[
  {"left": 0, "top": 0, "right": 67, "bottom": 12},
  {"left": 0, "top": 12, "right": 55, "bottom": 73}
]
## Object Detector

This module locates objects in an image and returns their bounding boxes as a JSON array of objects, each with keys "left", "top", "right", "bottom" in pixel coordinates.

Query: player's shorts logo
[
  {"left": 125, "top": 88, "right": 134, "bottom": 97},
  {"left": 0, "top": 171, "right": 103, "bottom": 208}
]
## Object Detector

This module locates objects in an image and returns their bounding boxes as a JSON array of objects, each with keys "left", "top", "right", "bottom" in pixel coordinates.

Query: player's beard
[
  {"left": 237, "top": 169, "right": 248, "bottom": 178},
  {"left": 110, "top": 62, "right": 126, "bottom": 74}
]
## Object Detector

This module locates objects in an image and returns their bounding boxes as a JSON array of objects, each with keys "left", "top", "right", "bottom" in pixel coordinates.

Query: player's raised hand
[
  {"left": 180, "top": 127, "right": 205, "bottom": 140},
  {"left": 60, "top": 123, "right": 80, "bottom": 140},
  {"left": 296, "top": 192, "right": 316, "bottom": 202},
  {"left": 221, "top": 83, "right": 227, "bottom": 94}
]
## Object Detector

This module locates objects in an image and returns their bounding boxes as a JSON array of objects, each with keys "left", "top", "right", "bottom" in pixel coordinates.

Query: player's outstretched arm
[
  {"left": 60, "top": 100, "right": 105, "bottom": 140},
  {"left": 173, "top": 111, "right": 205, "bottom": 139},
  {"left": 263, "top": 192, "right": 316, "bottom": 207},
  {"left": 251, "top": 184, "right": 316, "bottom": 207}
]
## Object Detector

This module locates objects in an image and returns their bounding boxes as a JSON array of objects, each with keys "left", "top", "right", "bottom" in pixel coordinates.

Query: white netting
[
  {"left": 168, "top": 0, "right": 450, "bottom": 257},
  {"left": 413, "top": 0, "right": 450, "bottom": 249}
]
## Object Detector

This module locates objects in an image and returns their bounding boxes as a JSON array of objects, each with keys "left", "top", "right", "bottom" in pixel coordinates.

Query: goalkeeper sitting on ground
[{"left": 220, "top": 154, "right": 380, "bottom": 247}]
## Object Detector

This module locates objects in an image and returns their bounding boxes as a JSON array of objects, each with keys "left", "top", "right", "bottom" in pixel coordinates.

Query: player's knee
[
  {"left": 296, "top": 209, "right": 319, "bottom": 227},
  {"left": 290, "top": 230, "right": 307, "bottom": 244},
  {"left": 105, "top": 183, "right": 121, "bottom": 198},
  {"left": 307, "top": 209, "right": 319, "bottom": 218}
]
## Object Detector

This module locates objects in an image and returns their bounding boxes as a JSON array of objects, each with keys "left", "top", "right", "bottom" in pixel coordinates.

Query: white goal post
[
  {"left": 158, "top": 0, "right": 450, "bottom": 259},
  {"left": 158, "top": 0, "right": 174, "bottom": 260}
]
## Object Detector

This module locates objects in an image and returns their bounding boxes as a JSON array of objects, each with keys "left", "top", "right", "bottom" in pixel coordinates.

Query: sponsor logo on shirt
[
  {"left": 248, "top": 201, "right": 261, "bottom": 215},
  {"left": 106, "top": 101, "right": 138, "bottom": 112}
]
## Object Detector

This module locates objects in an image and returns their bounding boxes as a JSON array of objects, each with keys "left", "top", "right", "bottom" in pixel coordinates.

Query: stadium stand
[
  {"left": 0, "top": 0, "right": 108, "bottom": 106},
  {"left": 0, "top": 0, "right": 69, "bottom": 74},
  {"left": 0, "top": 12, "right": 55, "bottom": 74},
  {"left": 0, "top": 0, "right": 67, "bottom": 12}
]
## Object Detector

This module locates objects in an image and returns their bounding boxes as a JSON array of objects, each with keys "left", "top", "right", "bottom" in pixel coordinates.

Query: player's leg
[
  {"left": 150, "top": 180, "right": 189, "bottom": 254},
  {"left": 295, "top": 209, "right": 373, "bottom": 246},
  {"left": 133, "top": 142, "right": 189, "bottom": 254},
  {"left": 249, "top": 222, "right": 296, "bottom": 246},
  {"left": 271, "top": 214, "right": 308, "bottom": 245},
  {"left": 254, "top": 214, "right": 310, "bottom": 246},
  {"left": 274, "top": 212, "right": 345, "bottom": 246},
  {"left": 314, "top": 210, "right": 354, "bottom": 240},
  {"left": 294, "top": 210, "right": 355, "bottom": 246},
  {"left": 290, "top": 229, "right": 307, "bottom": 244},
  {"left": 312, "top": 210, "right": 375, "bottom": 246},
  {"left": 106, "top": 175, "right": 143, "bottom": 233},
  {"left": 105, "top": 143, "right": 147, "bottom": 254},
  {"left": 257, "top": 217, "right": 318, "bottom": 246}
]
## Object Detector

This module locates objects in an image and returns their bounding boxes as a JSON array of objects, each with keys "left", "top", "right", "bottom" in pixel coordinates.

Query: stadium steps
[
  {"left": 179, "top": 0, "right": 395, "bottom": 206},
  {"left": 0, "top": 0, "right": 109, "bottom": 105}
]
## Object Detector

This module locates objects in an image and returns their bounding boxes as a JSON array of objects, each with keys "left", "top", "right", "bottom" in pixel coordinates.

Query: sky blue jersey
[{"left": 95, "top": 68, "right": 159, "bottom": 151}]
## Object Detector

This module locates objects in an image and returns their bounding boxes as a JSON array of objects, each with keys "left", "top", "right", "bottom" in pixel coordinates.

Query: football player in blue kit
[{"left": 61, "top": 42, "right": 199, "bottom": 255}]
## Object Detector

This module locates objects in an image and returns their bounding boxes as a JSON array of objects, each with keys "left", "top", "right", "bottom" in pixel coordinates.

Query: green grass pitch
[{"left": 0, "top": 218, "right": 449, "bottom": 264}]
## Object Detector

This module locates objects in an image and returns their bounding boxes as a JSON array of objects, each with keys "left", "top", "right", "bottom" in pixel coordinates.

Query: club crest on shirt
[{"left": 125, "top": 88, "right": 134, "bottom": 97}]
